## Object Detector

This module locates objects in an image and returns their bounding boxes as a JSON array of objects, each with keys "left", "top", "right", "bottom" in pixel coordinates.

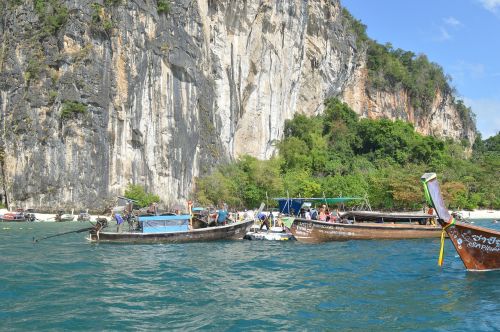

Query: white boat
[{"left": 244, "top": 225, "right": 296, "bottom": 241}]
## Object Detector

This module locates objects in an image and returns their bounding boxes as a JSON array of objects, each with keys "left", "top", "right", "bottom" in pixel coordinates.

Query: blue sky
[{"left": 341, "top": 0, "right": 500, "bottom": 138}]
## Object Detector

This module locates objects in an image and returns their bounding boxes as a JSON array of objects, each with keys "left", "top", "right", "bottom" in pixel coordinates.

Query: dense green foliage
[
  {"left": 91, "top": 3, "right": 114, "bottom": 34},
  {"left": 341, "top": 8, "right": 368, "bottom": 48},
  {"left": 124, "top": 184, "right": 160, "bottom": 208},
  {"left": 25, "top": 59, "right": 42, "bottom": 82},
  {"left": 367, "top": 42, "right": 452, "bottom": 112},
  {"left": 61, "top": 101, "right": 87, "bottom": 119},
  {"left": 482, "top": 133, "right": 500, "bottom": 153},
  {"left": 34, "top": 0, "right": 68, "bottom": 35},
  {"left": 194, "top": 99, "right": 499, "bottom": 210},
  {"left": 104, "top": 0, "right": 122, "bottom": 5},
  {"left": 195, "top": 156, "right": 284, "bottom": 209},
  {"left": 157, "top": 0, "right": 171, "bottom": 14}
]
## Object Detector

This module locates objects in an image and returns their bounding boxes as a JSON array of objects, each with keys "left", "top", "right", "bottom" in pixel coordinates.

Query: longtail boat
[
  {"left": 0, "top": 208, "right": 35, "bottom": 222},
  {"left": 289, "top": 218, "right": 441, "bottom": 243},
  {"left": 421, "top": 173, "right": 500, "bottom": 271},
  {"left": 87, "top": 214, "right": 253, "bottom": 244},
  {"left": 1, "top": 211, "right": 28, "bottom": 222},
  {"left": 55, "top": 211, "right": 75, "bottom": 222},
  {"left": 340, "top": 211, "right": 436, "bottom": 223},
  {"left": 276, "top": 198, "right": 441, "bottom": 243}
]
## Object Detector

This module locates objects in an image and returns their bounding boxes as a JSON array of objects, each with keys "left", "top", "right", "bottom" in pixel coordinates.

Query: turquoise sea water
[{"left": 1, "top": 220, "right": 499, "bottom": 331}]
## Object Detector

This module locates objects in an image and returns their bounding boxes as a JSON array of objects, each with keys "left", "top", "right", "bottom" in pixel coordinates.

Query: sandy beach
[
  {"left": 1, "top": 208, "right": 499, "bottom": 221},
  {"left": 454, "top": 209, "right": 500, "bottom": 219}
]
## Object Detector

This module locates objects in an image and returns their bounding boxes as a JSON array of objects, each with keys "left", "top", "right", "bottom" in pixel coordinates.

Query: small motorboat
[
  {"left": 0, "top": 208, "right": 35, "bottom": 222},
  {"left": 55, "top": 211, "right": 75, "bottom": 222},
  {"left": 77, "top": 211, "right": 91, "bottom": 222},
  {"left": 1, "top": 211, "right": 27, "bottom": 222}
]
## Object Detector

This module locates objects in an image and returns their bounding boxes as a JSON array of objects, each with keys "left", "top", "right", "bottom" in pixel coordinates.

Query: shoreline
[
  {"left": 454, "top": 209, "right": 500, "bottom": 219},
  {"left": 0, "top": 209, "right": 110, "bottom": 222},
  {"left": 2, "top": 209, "right": 499, "bottom": 222}
]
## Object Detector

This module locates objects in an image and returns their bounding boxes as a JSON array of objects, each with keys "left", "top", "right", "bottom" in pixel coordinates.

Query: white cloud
[
  {"left": 434, "top": 17, "right": 462, "bottom": 42},
  {"left": 443, "top": 17, "right": 462, "bottom": 27},
  {"left": 463, "top": 97, "right": 500, "bottom": 138},
  {"left": 479, "top": 0, "right": 500, "bottom": 12},
  {"left": 438, "top": 27, "right": 451, "bottom": 41},
  {"left": 450, "top": 61, "right": 486, "bottom": 83}
]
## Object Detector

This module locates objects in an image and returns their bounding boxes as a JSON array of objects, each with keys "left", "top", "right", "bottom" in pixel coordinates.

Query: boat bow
[{"left": 421, "top": 173, "right": 500, "bottom": 271}]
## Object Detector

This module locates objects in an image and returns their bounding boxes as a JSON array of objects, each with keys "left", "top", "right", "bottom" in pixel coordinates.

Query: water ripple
[{"left": 0, "top": 221, "right": 499, "bottom": 330}]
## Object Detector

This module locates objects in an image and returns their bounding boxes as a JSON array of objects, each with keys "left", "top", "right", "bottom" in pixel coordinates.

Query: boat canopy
[
  {"left": 139, "top": 215, "right": 191, "bottom": 233},
  {"left": 274, "top": 197, "right": 364, "bottom": 215}
]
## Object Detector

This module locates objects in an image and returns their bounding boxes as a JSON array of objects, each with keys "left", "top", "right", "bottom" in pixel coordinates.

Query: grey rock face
[{"left": 0, "top": 0, "right": 474, "bottom": 211}]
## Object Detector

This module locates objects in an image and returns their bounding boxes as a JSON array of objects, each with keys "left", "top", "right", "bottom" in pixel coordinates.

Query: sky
[{"left": 341, "top": 0, "right": 500, "bottom": 139}]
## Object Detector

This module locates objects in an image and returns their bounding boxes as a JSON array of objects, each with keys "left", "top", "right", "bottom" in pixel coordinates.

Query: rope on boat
[
  {"left": 33, "top": 220, "right": 105, "bottom": 243},
  {"left": 438, "top": 217, "right": 456, "bottom": 266}
]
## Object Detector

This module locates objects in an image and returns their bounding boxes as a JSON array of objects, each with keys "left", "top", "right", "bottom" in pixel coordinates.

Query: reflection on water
[{"left": 0, "top": 221, "right": 498, "bottom": 330}]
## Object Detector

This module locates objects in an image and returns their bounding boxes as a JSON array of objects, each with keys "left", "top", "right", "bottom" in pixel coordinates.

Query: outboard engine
[
  {"left": 95, "top": 218, "right": 108, "bottom": 230},
  {"left": 90, "top": 218, "right": 108, "bottom": 237}
]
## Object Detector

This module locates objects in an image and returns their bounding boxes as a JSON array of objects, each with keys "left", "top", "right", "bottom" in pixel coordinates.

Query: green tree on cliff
[{"left": 124, "top": 184, "right": 160, "bottom": 208}]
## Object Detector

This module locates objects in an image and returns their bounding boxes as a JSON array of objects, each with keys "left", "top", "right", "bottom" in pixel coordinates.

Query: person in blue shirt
[
  {"left": 258, "top": 212, "right": 270, "bottom": 231},
  {"left": 215, "top": 205, "right": 228, "bottom": 226},
  {"left": 115, "top": 213, "right": 124, "bottom": 232}
]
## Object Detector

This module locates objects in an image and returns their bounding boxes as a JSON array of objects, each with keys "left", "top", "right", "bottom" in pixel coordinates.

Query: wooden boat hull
[
  {"left": 0, "top": 213, "right": 28, "bottom": 222},
  {"left": 0, "top": 217, "right": 28, "bottom": 222},
  {"left": 444, "top": 222, "right": 500, "bottom": 271},
  {"left": 290, "top": 218, "right": 442, "bottom": 243},
  {"left": 421, "top": 172, "right": 500, "bottom": 271},
  {"left": 340, "top": 211, "right": 434, "bottom": 223},
  {"left": 88, "top": 219, "right": 254, "bottom": 243}
]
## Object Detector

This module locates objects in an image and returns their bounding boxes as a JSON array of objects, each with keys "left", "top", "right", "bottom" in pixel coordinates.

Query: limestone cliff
[
  {"left": 0, "top": 0, "right": 475, "bottom": 211},
  {"left": 342, "top": 63, "right": 476, "bottom": 144}
]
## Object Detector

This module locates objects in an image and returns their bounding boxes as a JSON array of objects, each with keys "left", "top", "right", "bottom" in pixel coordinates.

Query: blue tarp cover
[
  {"left": 276, "top": 199, "right": 304, "bottom": 215},
  {"left": 139, "top": 215, "right": 191, "bottom": 221},
  {"left": 275, "top": 197, "right": 363, "bottom": 215},
  {"left": 139, "top": 215, "right": 191, "bottom": 233}
]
